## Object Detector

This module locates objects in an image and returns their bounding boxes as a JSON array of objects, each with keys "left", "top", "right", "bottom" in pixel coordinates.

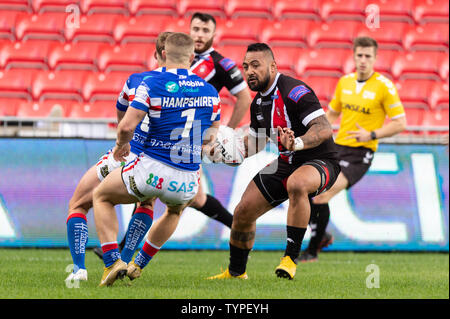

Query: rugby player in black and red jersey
[{"left": 208, "top": 43, "right": 340, "bottom": 280}]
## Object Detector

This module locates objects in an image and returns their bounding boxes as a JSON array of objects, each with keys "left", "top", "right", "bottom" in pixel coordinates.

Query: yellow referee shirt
[{"left": 328, "top": 72, "right": 405, "bottom": 152}]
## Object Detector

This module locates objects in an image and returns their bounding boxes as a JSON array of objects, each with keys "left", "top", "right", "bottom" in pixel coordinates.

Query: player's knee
[
  {"left": 92, "top": 185, "right": 106, "bottom": 203},
  {"left": 233, "top": 202, "right": 254, "bottom": 227},
  {"left": 286, "top": 177, "right": 310, "bottom": 198},
  {"left": 188, "top": 192, "right": 206, "bottom": 209}
]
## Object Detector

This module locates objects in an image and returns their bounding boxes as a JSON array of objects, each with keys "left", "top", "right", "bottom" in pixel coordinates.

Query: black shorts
[
  {"left": 335, "top": 144, "right": 374, "bottom": 188},
  {"left": 253, "top": 156, "right": 341, "bottom": 207}
]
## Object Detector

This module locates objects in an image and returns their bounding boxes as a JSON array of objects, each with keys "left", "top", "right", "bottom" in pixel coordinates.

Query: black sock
[
  {"left": 197, "top": 194, "right": 233, "bottom": 228},
  {"left": 229, "top": 243, "right": 251, "bottom": 276},
  {"left": 119, "top": 203, "right": 138, "bottom": 251},
  {"left": 284, "top": 225, "right": 307, "bottom": 263},
  {"left": 307, "top": 203, "right": 330, "bottom": 255}
]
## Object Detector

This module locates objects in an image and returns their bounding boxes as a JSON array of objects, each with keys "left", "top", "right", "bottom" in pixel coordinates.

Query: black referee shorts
[
  {"left": 334, "top": 144, "right": 374, "bottom": 188},
  {"left": 253, "top": 156, "right": 340, "bottom": 208}
]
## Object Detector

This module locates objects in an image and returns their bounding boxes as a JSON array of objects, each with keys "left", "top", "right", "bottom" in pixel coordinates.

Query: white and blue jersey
[
  {"left": 117, "top": 67, "right": 166, "bottom": 155},
  {"left": 130, "top": 68, "right": 221, "bottom": 171}
]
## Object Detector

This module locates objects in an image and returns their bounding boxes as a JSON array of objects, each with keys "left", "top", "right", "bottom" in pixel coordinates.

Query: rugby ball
[{"left": 216, "top": 125, "right": 245, "bottom": 166}]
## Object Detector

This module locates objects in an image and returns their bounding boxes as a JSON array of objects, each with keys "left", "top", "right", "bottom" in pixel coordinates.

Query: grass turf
[{"left": 0, "top": 248, "right": 447, "bottom": 299}]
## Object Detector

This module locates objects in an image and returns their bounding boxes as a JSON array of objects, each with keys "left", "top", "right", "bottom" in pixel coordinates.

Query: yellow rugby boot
[
  {"left": 275, "top": 256, "right": 297, "bottom": 280},
  {"left": 207, "top": 268, "right": 248, "bottom": 280},
  {"left": 98, "top": 259, "right": 128, "bottom": 287},
  {"left": 126, "top": 261, "right": 142, "bottom": 281}
]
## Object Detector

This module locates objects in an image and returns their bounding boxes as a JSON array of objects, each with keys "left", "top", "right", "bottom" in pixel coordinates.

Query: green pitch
[{"left": 0, "top": 249, "right": 447, "bottom": 299}]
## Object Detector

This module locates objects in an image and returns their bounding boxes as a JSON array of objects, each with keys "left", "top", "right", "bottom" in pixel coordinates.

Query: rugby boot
[{"left": 275, "top": 256, "right": 297, "bottom": 280}]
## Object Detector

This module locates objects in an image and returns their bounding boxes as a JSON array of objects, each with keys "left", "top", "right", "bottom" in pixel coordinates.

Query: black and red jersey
[
  {"left": 249, "top": 73, "right": 337, "bottom": 163},
  {"left": 190, "top": 47, "right": 247, "bottom": 96}
]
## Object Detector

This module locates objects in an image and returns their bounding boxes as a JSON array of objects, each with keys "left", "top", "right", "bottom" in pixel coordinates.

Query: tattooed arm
[{"left": 279, "top": 115, "right": 333, "bottom": 151}]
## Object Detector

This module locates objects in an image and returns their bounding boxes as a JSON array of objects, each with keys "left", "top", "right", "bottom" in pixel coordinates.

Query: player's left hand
[
  {"left": 113, "top": 142, "right": 130, "bottom": 162},
  {"left": 345, "top": 123, "right": 371, "bottom": 142},
  {"left": 278, "top": 126, "right": 295, "bottom": 151}
]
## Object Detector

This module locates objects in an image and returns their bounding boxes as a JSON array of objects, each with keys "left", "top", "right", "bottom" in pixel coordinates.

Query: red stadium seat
[
  {"left": 319, "top": 0, "right": 366, "bottom": 22},
  {"left": 31, "top": 70, "right": 86, "bottom": 102},
  {"left": 64, "top": 14, "right": 120, "bottom": 44},
  {"left": 365, "top": 0, "right": 414, "bottom": 23},
  {"left": 0, "top": 40, "right": 54, "bottom": 70},
  {"left": 356, "top": 22, "right": 409, "bottom": 51},
  {"left": 303, "top": 76, "right": 339, "bottom": 107},
  {"left": 14, "top": 12, "right": 66, "bottom": 42},
  {"left": 0, "top": 9, "right": 22, "bottom": 40},
  {"left": 260, "top": 20, "right": 312, "bottom": 48},
  {"left": 217, "top": 45, "right": 248, "bottom": 68},
  {"left": 82, "top": 71, "right": 129, "bottom": 102},
  {"left": 163, "top": 17, "right": 190, "bottom": 33},
  {"left": 215, "top": 18, "right": 263, "bottom": 45},
  {"left": 0, "top": 97, "right": 25, "bottom": 116},
  {"left": 307, "top": 21, "right": 359, "bottom": 49},
  {"left": 113, "top": 15, "right": 171, "bottom": 44},
  {"left": 68, "top": 101, "right": 117, "bottom": 118},
  {"left": 440, "top": 55, "right": 449, "bottom": 81},
  {"left": 272, "top": 0, "right": 320, "bottom": 21},
  {"left": 0, "top": 68, "right": 37, "bottom": 99},
  {"left": 396, "top": 79, "right": 434, "bottom": 109},
  {"left": 403, "top": 107, "right": 425, "bottom": 127},
  {"left": 178, "top": 0, "right": 226, "bottom": 18},
  {"left": 271, "top": 47, "right": 301, "bottom": 77},
  {"left": 79, "top": 0, "right": 128, "bottom": 15},
  {"left": 0, "top": 0, "right": 30, "bottom": 12},
  {"left": 129, "top": 0, "right": 177, "bottom": 17},
  {"left": 422, "top": 108, "right": 449, "bottom": 127},
  {"left": 224, "top": 0, "right": 272, "bottom": 19},
  {"left": 429, "top": 82, "right": 449, "bottom": 110},
  {"left": 16, "top": 100, "right": 72, "bottom": 118},
  {"left": 413, "top": 0, "right": 449, "bottom": 24},
  {"left": 219, "top": 102, "right": 250, "bottom": 128},
  {"left": 296, "top": 48, "right": 352, "bottom": 78},
  {"left": 32, "top": 0, "right": 78, "bottom": 13},
  {"left": 47, "top": 42, "right": 104, "bottom": 71},
  {"left": 403, "top": 23, "right": 449, "bottom": 52},
  {"left": 97, "top": 42, "right": 154, "bottom": 73},
  {"left": 392, "top": 51, "right": 445, "bottom": 80}
]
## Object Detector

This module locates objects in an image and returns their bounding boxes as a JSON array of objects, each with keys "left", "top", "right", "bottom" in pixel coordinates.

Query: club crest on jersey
[
  {"left": 288, "top": 85, "right": 310, "bottom": 102},
  {"left": 165, "top": 81, "right": 179, "bottom": 93},
  {"left": 219, "top": 58, "right": 236, "bottom": 71}
]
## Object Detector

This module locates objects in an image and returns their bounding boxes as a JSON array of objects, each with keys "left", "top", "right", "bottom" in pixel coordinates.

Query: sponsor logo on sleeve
[
  {"left": 288, "top": 85, "right": 311, "bottom": 103},
  {"left": 219, "top": 58, "right": 236, "bottom": 71}
]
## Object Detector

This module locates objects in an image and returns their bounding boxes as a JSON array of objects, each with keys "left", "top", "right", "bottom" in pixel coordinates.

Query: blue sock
[
  {"left": 66, "top": 213, "right": 88, "bottom": 273},
  {"left": 121, "top": 207, "right": 153, "bottom": 264},
  {"left": 101, "top": 242, "right": 121, "bottom": 267},
  {"left": 134, "top": 240, "right": 160, "bottom": 269}
]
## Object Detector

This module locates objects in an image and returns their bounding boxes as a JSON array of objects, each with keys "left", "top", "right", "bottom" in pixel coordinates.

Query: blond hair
[{"left": 165, "top": 32, "right": 194, "bottom": 64}]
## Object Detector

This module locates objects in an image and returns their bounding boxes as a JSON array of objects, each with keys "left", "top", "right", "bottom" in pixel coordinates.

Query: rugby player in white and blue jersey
[
  {"left": 93, "top": 33, "right": 221, "bottom": 287},
  {"left": 65, "top": 32, "right": 171, "bottom": 284}
]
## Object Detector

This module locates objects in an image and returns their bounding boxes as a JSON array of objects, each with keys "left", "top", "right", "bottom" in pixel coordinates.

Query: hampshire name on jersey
[{"left": 130, "top": 68, "right": 220, "bottom": 171}]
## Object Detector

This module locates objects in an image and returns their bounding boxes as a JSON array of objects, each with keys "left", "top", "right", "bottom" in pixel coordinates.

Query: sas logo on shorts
[
  {"left": 288, "top": 85, "right": 311, "bottom": 103},
  {"left": 165, "top": 81, "right": 179, "bottom": 93}
]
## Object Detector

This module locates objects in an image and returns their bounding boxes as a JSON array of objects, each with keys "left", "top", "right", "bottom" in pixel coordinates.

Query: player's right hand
[{"left": 113, "top": 142, "right": 130, "bottom": 163}]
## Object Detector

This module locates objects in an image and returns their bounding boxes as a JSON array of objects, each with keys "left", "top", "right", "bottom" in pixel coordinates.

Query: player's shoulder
[
  {"left": 128, "top": 68, "right": 164, "bottom": 85},
  {"left": 372, "top": 72, "right": 397, "bottom": 89},
  {"left": 188, "top": 72, "right": 220, "bottom": 96},
  {"left": 278, "top": 73, "right": 314, "bottom": 103},
  {"left": 211, "top": 49, "right": 238, "bottom": 72}
]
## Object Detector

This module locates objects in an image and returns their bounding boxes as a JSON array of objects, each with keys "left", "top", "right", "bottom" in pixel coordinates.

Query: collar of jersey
[
  {"left": 164, "top": 68, "right": 192, "bottom": 76},
  {"left": 260, "top": 72, "right": 281, "bottom": 97},
  {"left": 195, "top": 47, "right": 215, "bottom": 58}
]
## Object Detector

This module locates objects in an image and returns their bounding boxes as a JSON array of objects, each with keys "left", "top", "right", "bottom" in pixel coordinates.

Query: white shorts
[
  {"left": 96, "top": 149, "right": 138, "bottom": 181},
  {"left": 121, "top": 154, "right": 200, "bottom": 206}
]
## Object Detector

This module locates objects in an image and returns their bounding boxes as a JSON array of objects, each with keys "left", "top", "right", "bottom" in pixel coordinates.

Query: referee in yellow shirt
[{"left": 300, "top": 37, "right": 407, "bottom": 262}]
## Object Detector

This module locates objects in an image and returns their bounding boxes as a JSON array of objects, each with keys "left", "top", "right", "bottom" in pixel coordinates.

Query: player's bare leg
[
  {"left": 65, "top": 164, "right": 100, "bottom": 282},
  {"left": 93, "top": 168, "right": 138, "bottom": 286},
  {"left": 275, "top": 165, "right": 321, "bottom": 279},
  {"left": 299, "top": 172, "right": 349, "bottom": 262}
]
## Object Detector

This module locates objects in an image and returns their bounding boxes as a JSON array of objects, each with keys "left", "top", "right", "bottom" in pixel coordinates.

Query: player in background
[
  {"left": 299, "top": 37, "right": 407, "bottom": 262},
  {"left": 94, "top": 32, "right": 221, "bottom": 287},
  {"left": 65, "top": 32, "right": 172, "bottom": 283},
  {"left": 186, "top": 12, "right": 252, "bottom": 228},
  {"left": 208, "top": 43, "right": 340, "bottom": 280}
]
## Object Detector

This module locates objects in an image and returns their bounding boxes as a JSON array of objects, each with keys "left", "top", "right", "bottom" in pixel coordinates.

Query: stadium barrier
[{"left": 0, "top": 136, "right": 448, "bottom": 251}]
